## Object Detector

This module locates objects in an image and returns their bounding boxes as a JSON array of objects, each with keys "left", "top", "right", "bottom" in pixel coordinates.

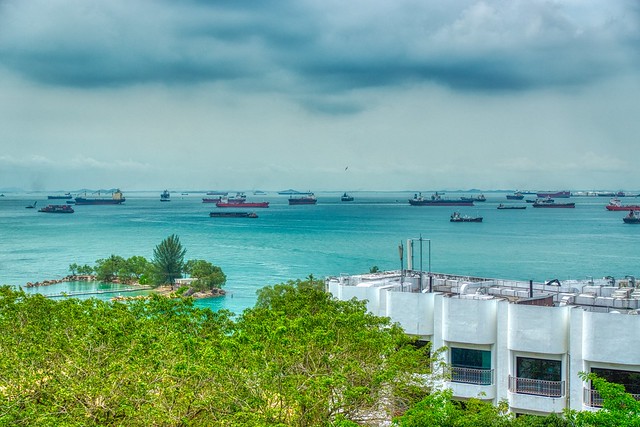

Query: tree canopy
[
  {"left": 0, "top": 279, "right": 435, "bottom": 426},
  {"left": 152, "top": 234, "right": 186, "bottom": 285}
]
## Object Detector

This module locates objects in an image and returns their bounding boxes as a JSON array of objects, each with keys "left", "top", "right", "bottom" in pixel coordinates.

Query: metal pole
[
  {"left": 398, "top": 241, "right": 404, "bottom": 291},
  {"left": 419, "top": 235, "right": 423, "bottom": 292}
]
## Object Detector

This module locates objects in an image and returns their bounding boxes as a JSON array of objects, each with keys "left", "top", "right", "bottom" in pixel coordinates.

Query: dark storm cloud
[{"left": 0, "top": 0, "right": 637, "bottom": 94}]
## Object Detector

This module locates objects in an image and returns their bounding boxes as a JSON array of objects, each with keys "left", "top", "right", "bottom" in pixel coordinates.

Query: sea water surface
[{"left": 1, "top": 191, "right": 639, "bottom": 314}]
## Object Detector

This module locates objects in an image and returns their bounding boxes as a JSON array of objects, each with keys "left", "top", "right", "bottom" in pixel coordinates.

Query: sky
[{"left": 1, "top": 0, "right": 639, "bottom": 192}]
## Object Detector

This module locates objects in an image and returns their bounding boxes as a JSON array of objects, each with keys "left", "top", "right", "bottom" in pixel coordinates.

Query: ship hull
[
  {"left": 409, "top": 200, "right": 473, "bottom": 206},
  {"left": 75, "top": 198, "right": 125, "bottom": 205},
  {"left": 536, "top": 191, "right": 571, "bottom": 198},
  {"left": 216, "top": 201, "right": 269, "bottom": 208}
]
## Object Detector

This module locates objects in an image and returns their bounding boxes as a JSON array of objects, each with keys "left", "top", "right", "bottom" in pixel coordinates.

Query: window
[
  {"left": 517, "top": 357, "right": 561, "bottom": 381},
  {"left": 591, "top": 368, "right": 640, "bottom": 394},
  {"left": 510, "top": 357, "right": 564, "bottom": 397},
  {"left": 450, "top": 347, "right": 493, "bottom": 385}
]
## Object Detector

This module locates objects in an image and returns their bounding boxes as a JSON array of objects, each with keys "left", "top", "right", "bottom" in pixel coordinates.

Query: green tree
[
  {"left": 94, "top": 255, "right": 126, "bottom": 282},
  {"left": 68, "top": 263, "right": 79, "bottom": 275},
  {"left": 152, "top": 234, "right": 186, "bottom": 286},
  {"left": 394, "top": 389, "right": 568, "bottom": 427},
  {"left": 184, "top": 259, "right": 226, "bottom": 291},
  {"left": 77, "top": 264, "right": 95, "bottom": 275},
  {"left": 223, "top": 278, "right": 435, "bottom": 426},
  {"left": 565, "top": 372, "right": 640, "bottom": 427}
]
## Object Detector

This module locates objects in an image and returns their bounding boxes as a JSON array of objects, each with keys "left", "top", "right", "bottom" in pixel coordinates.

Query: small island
[{"left": 25, "top": 234, "right": 226, "bottom": 300}]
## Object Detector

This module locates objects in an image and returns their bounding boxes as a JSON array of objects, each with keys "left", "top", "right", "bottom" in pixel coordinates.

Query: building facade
[{"left": 326, "top": 271, "right": 640, "bottom": 415}]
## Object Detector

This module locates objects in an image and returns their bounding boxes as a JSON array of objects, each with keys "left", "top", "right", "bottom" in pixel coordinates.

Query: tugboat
[
  {"left": 38, "top": 204, "right": 74, "bottom": 213},
  {"left": 623, "top": 211, "right": 640, "bottom": 224},
  {"left": 341, "top": 192, "right": 354, "bottom": 202},
  {"left": 161, "top": 190, "right": 170, "bottom": 202},
  {"left": 449, "top": 212, "right": 483, "bottom": 222}
]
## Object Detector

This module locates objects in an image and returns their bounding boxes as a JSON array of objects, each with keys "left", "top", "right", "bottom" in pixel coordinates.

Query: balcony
[
  {"left": 508, "top": 375, "right": 565, "bottom": 398},
  {"left": 451, "top": 366, "right": 494, "bottom": 385},
  {"left": 583, "top": 387, "right": 640, "bottom": 408}
]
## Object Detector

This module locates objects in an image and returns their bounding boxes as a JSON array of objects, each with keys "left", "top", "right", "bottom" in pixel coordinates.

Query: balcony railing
[
  {"left": 583, "top": 387, "right": 640, "bottom": 408},
  {"left": 451, "top": 366, "right": 494, "bottom": 385},
  {"left": 508, "top": 375, "right": 565, "bottom": 398}
]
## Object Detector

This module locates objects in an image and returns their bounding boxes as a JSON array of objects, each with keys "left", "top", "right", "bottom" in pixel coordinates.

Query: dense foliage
[
  {"left": 0, "top": 279, "right": 434, "bottom": 426},
  {"left": 183, "top": 259, "right": 226, "bottom": 291}
]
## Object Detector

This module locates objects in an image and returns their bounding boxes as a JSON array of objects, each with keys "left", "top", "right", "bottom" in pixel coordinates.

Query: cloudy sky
[{"left": 1, "top": 0, "right": 638, "bottom": 192}]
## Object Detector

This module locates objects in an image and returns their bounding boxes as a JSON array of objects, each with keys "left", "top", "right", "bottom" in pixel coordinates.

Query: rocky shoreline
[{"left": 24, "top": 276, "right": 226, "bottom": 300}]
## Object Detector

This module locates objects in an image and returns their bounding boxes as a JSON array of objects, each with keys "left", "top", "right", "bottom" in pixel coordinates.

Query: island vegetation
[{"left": 67, "top": 234, "right": 226, "bottom": 298}]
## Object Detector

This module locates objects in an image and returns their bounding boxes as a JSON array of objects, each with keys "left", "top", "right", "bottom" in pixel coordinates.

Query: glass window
[
  {"left": 592, "top": 368, "right": 640, "bottom": 395},
  {"left": 516, "top": 357, "right": 561, "bottom": 381},
  {"left": 451, "top": 347, "right": 491, "bottom": 369}
]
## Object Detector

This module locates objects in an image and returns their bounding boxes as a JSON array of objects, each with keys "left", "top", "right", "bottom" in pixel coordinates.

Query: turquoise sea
[{"left": 1, "top": 191, "right": 639, "bottom": 314}]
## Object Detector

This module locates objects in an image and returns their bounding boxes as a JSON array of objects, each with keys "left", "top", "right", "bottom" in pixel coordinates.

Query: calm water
[{"left": 1, "top": 191, "right": 639, "bottom": 314}]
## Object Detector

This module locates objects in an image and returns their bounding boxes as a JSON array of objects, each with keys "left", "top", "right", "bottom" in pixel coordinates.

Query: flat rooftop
[{"left": 327, "top": 271, "right": 640, "bottom": 314}]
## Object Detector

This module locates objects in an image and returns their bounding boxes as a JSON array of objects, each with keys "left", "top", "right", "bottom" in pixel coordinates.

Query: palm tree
[{"left": 152, "top": 234, "right": 186, "bottom": 286}]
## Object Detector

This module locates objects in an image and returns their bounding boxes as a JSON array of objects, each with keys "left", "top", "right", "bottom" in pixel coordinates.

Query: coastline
[{"left": 24, "top": 276, "right": 226, "bottom": 300}]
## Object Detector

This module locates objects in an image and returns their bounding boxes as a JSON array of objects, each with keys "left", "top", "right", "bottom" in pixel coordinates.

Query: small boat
[
  {"left": 47, "top": 193, "right": 72, "bottom": 200},
  {"left": 341, "top": 192, "right": 354, "bottom": 202},
  {"left": 38, "top": 204, "right": 74, "bottom": 213},
  {"left": 605, "top": 198, "right": 640, "bottom": 211},
  {"left": 506, "top": 192, "right": 524, "bottom": 200},
  {"left": 209, "top": 211, "right": 258, "bottom": 218},
  {"left": 497, "top": 204, "right": 526, "bottom": 210},
  {"left": 450, "top": 212, "right": 483, "bottom": 222},
  {"left": 623, "top": 211, "right": 640, "bottom": 224},
  {"left": 25, "top": 201, "right": 37, "bottom": 209},
  {"left": 409, "top": 192, "right": 473, "bottom": 206},
  {"left": 289, "top": 193, "right": 317, "bottom": 205},
  {"left": 532, "top": 198, "right": 575, "bottom": 208},
  {"left": 460, "top": 194, "right": 486, "bottom": 202},
  {"left": 536, "top": 191, "right": 571, "bottom": 198},
  {"left": 160, "top": 190, "right": 170, "bottom": 202},
  {"left": 525, "top": 199, "right": 538, "bottom": 203}
]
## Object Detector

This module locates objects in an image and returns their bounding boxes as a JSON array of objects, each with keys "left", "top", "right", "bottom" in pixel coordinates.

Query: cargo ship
[
  {"left": 289, "top": 193, "right": 317, "bottom": 205},
  {"left": 605, "top": 198, "right": 640, "bottom": 211},
  {"left": 47, "top": 193, "right": 72, "bottom": 200},
  {"left": 532, "top": 198, "right": 575, "bottom": 208},
  {"left": 536, "top": 191, "right": 571, "bottom": 198},
  {"left": 409, "top": 192, "right": 473, "bottom": 207},
  {"left": 75, "top": 189, "right": 125, "bottom": 205},
  {"left": 216, "top": 199, "right": 269, "bottom": 208},
  {"left": 39, "top": 204, "right": 74, "bottom": 213},
  {"left": 209, "top": 211, "right": 258, "bottom": 218}
]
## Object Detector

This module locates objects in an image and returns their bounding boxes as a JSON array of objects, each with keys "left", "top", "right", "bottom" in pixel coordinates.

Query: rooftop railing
[{"left": 508, "top": 375, "right": 565, "bottom": 398}]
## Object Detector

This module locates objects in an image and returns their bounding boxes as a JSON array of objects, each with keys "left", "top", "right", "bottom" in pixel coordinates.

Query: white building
[{"left": 326, "top": 270, "right": 640, "bottom": 415}]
